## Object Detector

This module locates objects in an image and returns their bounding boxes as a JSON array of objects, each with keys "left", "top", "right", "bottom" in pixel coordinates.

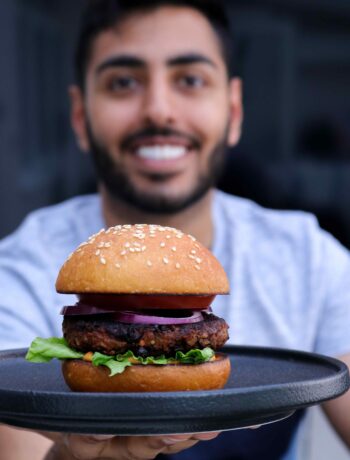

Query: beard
[{"left": 86, "top": 121, "right": 228, "bottom": 215}]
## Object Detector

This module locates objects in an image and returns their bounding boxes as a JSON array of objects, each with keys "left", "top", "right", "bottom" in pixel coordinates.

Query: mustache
[{"left": 120, "top": 126, "right": 201, "bottom": 150}]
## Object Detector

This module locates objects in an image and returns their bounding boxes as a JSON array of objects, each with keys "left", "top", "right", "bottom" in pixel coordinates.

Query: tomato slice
[{"left": 77, "top": 294, "right": 215, "bottom": 310}]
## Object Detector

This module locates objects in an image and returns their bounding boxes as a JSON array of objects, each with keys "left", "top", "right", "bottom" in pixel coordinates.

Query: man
[{"left": 0, "top": 0, "right": 349, "bottom": 459}]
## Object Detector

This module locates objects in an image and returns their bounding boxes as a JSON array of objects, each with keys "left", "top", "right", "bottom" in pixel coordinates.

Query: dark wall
[
  {"left": 1, "top": 0, "right": 350, "bottom": 248},
  {"left": 221, "top": 1, "right": 350, "bottom": 248}
]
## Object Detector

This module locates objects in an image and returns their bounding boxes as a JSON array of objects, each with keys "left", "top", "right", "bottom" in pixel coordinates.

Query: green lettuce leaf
[
  {"left": 92, "top": 352, "right": 132, "bottom": 376},
  {"left": 25, "top": 337, "right": 84, "bottom": 363},
  {"left": 25, "top": 337, "right": 215, "bottom": 376},
  {"left": 173, "top": 347, "right": 215, "bottom": 364}
]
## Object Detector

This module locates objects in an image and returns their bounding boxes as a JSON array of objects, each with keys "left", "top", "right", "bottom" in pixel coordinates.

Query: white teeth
[{"left": 137, "top": 145, "right": 187, "bottom": 160}]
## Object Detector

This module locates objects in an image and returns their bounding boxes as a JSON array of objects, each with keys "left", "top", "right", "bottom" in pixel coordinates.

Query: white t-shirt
[
  {"left": 0, "top": 190, "right": 349, "bottom": 460},
  {"left": 0, "top": 190, "right": 349, "bottom": 356}
]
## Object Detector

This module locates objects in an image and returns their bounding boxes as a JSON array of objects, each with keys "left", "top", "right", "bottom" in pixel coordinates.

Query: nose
[{"left": 142, "top": 74, "right": 175, "bottom": 126}]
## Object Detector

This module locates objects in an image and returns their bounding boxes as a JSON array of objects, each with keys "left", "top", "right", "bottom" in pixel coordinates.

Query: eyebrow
[
  {"left": 96, "top": 53, "right": 217, "bottom": 75},
  {"left": 167, "top": 53, "right": 217, "bottom": 68}
]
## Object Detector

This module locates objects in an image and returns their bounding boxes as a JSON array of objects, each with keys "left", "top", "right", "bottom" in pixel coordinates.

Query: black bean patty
[{"left": 63, "top": 313, "right": 229, "bottom": 357}]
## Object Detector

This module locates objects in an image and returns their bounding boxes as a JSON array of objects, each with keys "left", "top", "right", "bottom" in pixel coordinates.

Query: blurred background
[{"left": 0, "top": 0, "right": 349, "bottom": 458}]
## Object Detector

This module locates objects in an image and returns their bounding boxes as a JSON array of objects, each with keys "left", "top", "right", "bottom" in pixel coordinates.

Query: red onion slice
[
  {"left": 113, "top": 310, "right": 204, "bottom": 325},
  {"left": 61, "top": 304, "right": 120, "bottom": 316},
  {"left": 61, "top": 305, "right": 204, "bottom": 325}
]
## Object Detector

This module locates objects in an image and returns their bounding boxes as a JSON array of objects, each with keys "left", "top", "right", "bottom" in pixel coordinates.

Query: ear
[
  {"left": 227, "top": 78, "right": 243, "bottom": 147},
  {"left": 69, "top": 85, "right": 90, "bottom": 152}
]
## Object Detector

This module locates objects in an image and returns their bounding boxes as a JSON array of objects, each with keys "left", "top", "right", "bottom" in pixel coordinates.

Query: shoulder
[
  {"left": 214, "top": 190, "right": 350, "bottom": 277},
  {"left": 215, "top": 190, "right": 326, "bottom": 248},
  {"left": 0, "top": 194, "right": 101, "bottom": 269},
  {"left": 215, "top": 189, "right": 318, "bottom": 232}
]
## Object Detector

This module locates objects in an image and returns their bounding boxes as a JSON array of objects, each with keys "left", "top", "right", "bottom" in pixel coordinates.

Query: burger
[{"left": 26, "top": 224, "right": 230, "bottom": 392}]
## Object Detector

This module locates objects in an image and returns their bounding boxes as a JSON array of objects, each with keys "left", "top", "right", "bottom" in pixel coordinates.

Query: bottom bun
[{"left": 62, "top": 353, "right": 231, "bottom": 392}]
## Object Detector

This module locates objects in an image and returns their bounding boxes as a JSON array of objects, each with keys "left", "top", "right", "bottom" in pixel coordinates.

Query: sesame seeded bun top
[{"left": 56, "top": 224, "right": 229, "bottom": 295}]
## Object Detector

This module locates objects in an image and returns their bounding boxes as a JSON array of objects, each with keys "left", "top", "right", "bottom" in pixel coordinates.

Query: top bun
[{"left": 56, "top": 224, "right": 229, "bottom": 295}]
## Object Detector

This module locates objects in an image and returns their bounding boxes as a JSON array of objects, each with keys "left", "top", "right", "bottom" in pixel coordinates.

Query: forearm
[
  {"left": 0, "top": 426, "right": 52, "bottom": 460},
  {"left": 322, "top": 353, "right": 350, "bottom": 449},
  {"left": 323, "top": 393, "right": 350, "bottom": 449}
]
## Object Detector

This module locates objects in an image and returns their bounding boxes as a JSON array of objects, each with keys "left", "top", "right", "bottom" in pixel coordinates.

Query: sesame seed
[
  {"left": 188, "top": 254, "right": 195, "bottom": 260},
  {"left": 191, "top": 250, "right": 196, "bottom": 255},
  {"left": 95, "top": 250, "right": 101, "bottom": 256},
  {"left": 195, "top": 257, "right": 202, "bottom": 264},
  {"left": 175, "top": 234, "right": 183, "bottom": 239},
  {"left": 160, "top": 242, "right": 166, "bottom": 248},
  {"left": 100, "top": 257, "right": 106, "bottom": 265},
  {"left": 149, "top": 234, "right": 156, "bottom": 238},
  {"left": 104, "top": 242, "right": 111, "bottom": 248},
  {"left": 159, "top": 228, "right": 166, "bottom": 232},
  {"left": 121, "top": 250, "right": 127, "bottom": 256},
  {"left": 141, "top": 246, "right": 147, "bottom": 251},
  {"left": 125, "top": 242, "right": 130, "bottom": 248},
  {"left": 163, "top": 257, "right": 169, "bottom": 264},
  {"left": 166, "top": 235, "right": 171, "bottom": 239},
  {"left": 129, "top": 248, "right": 135, "bottom": 252},
  {"left": 175, "top": 263, "right": 181, "bottom": 269},
  {"left": 147, "top": 260, "right": 152, "bottom": 267},
  {"left": 115, "top": 263, "right": 121, "bottom": 269},
  {"left": 195, "top": 265, "right": 201, "bottom": 270},
  {"left": 171, "top": 246, "right": 177, "bottom": 252}
]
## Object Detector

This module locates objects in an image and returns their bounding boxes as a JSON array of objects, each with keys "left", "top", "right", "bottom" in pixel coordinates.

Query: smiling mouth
[{"left": 135, "top": 145, "right": 188, "bottom": 161}]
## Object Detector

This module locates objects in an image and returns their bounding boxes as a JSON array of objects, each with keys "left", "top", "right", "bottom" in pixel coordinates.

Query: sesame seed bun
[
  {"left": 56, "top": 224, "right": 229, "bottom": 295},
  {"left": 62, "top": 353, "right": 231, "bottom": 392}
]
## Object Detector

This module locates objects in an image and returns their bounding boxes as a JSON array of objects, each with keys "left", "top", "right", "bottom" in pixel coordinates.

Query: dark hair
[{"left": 75, "top": 0, "right": 236, "bottom": 89}]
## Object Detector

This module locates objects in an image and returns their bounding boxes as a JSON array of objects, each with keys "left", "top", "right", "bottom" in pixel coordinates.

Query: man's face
[{"left": 72, "top": 6, "right": 242, "bottom": 213}]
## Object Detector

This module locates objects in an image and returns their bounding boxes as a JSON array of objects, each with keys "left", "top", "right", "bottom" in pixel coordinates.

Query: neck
[{"left": 100, "top": 186, "right": 214, "bottom": 249}]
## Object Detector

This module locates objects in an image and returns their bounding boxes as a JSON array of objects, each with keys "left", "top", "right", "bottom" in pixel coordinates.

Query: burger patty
[{"left": 63, "top": 313, "right": 229, "bottom": 358}]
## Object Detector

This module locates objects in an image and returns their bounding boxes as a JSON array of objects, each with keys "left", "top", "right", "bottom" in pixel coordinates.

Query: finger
[
  {"left": 56, "top": 432, "right": 221, "bottom": 460},
  {"left": 192, "top": 431, "right": 220, "bottom": 441},
  {"left": 64, "top": 434, "right": 196, "bottom": 460},
  {"left": 162, "top": 433, "right": 220, "bottom": 455},
  {"left": 63, "top": 434, "right": 113, "bottom": 459},
  {"left": 115, "top": 435, "right": 197, "bottom": 459},
  {"left": 163, "top": 439, "right": 199, "bottom": 454}
]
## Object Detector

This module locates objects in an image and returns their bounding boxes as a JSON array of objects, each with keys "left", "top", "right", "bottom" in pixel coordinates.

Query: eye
[
  {"left": 108, "top": 75, "right": 139, "bottom": 92},
  {"left": 178, "top": 74, "right": 206, "bottom": 89}
]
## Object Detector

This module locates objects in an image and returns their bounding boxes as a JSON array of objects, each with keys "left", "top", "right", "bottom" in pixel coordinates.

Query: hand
[{"left": 44, "top": 432, "right": 220, "bottom": 460}]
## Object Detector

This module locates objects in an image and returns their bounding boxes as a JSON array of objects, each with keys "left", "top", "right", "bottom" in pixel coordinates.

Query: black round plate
[{"left": 0, "top": 345, "right": 348, "bottom": 435}]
